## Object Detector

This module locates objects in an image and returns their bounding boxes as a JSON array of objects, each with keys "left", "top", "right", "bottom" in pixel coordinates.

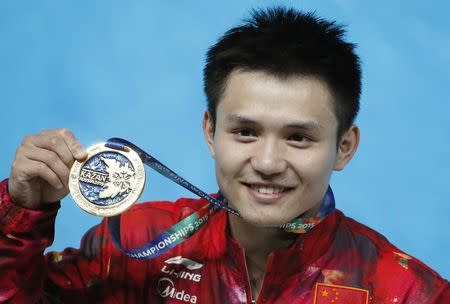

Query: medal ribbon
[{"left": 105, "top": 138, "right": 335, "bottom": 260}]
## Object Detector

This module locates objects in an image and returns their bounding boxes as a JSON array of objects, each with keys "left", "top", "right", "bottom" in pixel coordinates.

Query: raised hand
[{"left": 8, "top": 128, "right": 87, "bottom": 209}]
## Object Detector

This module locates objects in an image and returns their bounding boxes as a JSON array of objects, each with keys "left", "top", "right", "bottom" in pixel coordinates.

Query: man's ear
[
  {"left": 334, "top": 125, "right": 360, "bottom": 171},
  {"left": 202, "top": 111, "right": 216, "bottom": 158}
]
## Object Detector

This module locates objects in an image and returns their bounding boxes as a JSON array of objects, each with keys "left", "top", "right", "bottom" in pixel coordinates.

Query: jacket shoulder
[{"left": 336, "top": 212, "right": 449, "bottom": 302}]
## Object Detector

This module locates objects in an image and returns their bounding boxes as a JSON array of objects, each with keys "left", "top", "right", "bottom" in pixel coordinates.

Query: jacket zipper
[
  {"left": 240, "top": 247, "right": 254, "bottom": 303},
  {"left": 240, "top": 248, "right": 274, "bottom": 304}
]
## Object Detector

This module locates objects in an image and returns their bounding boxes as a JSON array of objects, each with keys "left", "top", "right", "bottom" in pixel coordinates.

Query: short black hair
[{"left": 203, "top": 7, "right": 361, "bottom": 138}]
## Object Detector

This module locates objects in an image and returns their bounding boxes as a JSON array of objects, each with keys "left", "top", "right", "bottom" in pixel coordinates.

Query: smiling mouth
[{"left": 243, "top": 183, "right": 294, "bottom": 195}]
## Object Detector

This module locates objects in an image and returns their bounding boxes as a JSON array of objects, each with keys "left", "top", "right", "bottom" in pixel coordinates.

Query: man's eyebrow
[
  {"left": 226, "top": 114, "right": 323, "bottom": 130},
  {"left": 225, "top": 114, "right": 257, "bottom": 124},
  {"left": 285, "top": 121, "right": 324, "bottom": 131}
]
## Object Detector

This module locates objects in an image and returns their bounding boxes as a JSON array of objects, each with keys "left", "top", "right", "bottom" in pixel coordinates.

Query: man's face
[{"left": 204, "top": 70, "right": 355, "bottom": 227}]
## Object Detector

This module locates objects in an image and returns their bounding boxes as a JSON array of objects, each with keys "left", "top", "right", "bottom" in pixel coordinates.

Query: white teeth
[{"left": 252, "top": 185, "right": 284, "bottom": 194}]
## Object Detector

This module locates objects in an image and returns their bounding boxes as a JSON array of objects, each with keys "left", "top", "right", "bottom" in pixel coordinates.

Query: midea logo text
[{"left": 157, "top": 278, "right": 198, "bottom": 303}]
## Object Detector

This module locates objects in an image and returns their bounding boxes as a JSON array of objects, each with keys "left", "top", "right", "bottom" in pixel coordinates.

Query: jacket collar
[{"left": 200, "top": 207, "right": 342, "bottom": 275}]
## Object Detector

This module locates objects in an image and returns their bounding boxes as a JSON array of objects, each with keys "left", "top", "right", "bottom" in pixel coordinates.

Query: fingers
[
  {"left": 21, "top": 145, "right": 70, "bottom": 187},
  {"left": 12, "top": 157, "right": 64, "bottom": 190},
  {"left": 57, "top": 128, "right": 87, "bottom": 161},
  {"left": 25, "top": 128, "right": 87, "bottom": 165},
  {"left": 13, "top": 128, "right": 86, "bottom": 187},
  {"left": 9, "top": 128, "right": 86, "bottom": 207}
]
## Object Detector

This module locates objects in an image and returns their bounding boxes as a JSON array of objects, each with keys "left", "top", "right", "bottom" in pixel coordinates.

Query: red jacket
[{"left": 0, "top": 179, "right": 449, "bottom": 303}]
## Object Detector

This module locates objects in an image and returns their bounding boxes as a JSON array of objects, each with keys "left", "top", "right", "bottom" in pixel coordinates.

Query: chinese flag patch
[{"left": 313, "top": 283, "right": 369, "bottom": 304}]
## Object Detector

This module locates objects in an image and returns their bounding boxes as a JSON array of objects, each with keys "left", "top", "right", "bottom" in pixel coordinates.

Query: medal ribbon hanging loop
[{"left": 105, "top": 137, "right": 335, "bottom": 260}]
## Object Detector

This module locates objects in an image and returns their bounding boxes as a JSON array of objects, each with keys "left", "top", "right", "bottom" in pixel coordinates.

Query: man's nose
[{"left": 250, "top": 138, "right": 287, "bottom": 176}]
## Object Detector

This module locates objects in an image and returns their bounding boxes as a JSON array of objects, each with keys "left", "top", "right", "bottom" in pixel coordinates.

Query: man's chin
[
  {"left": 238, "top": 212, "right": 291, "bottom": 228},
  {"left": 226, "top": 197, "right": 298, "bottom": 227}
]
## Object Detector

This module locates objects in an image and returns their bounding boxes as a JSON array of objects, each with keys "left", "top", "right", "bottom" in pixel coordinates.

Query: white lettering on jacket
[{"left": 157, "top": 277, "right": 198, "bottom": 303}]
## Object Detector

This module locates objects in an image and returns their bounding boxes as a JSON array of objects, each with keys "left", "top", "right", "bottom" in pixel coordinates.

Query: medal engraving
[{"left": 69, "top": 143, "right": 146, "bottom": 217}]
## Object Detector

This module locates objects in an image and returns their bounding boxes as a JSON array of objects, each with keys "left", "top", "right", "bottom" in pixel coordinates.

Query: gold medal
[{"left": 69, "top": 143, "right": 146, "bottom": 217}]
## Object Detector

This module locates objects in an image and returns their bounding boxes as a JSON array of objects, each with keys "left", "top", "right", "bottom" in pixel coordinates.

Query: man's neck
[
  {"left": 228, "top": 215, "right": 297, "bottom": 300},
  {"left": 229, "top": 215, "right": 297, "bottom": 256}
]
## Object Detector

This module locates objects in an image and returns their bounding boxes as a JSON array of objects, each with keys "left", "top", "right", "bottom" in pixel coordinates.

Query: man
[{"left": 0, "top": 7, "right": 448, "bottom": 303}]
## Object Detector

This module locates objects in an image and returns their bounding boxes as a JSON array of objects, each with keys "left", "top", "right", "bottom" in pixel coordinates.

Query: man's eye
[
  {"left": 235, "top": 128, "right": 256, "bottom": 137},
  {"left": 288, "top": 133, "right": 309, "bottom": 142},
  {"left": 240, "top": 129, "right": 255, "bottom": 136}
]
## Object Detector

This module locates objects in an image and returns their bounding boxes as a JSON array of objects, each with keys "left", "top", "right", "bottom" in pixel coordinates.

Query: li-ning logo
[
  {"left": 161, "top": 256, "right": 203, "bottom": 282},
  {"left": 165, "top": 256, "right": 203, "bottom": 270},
  {"left": 158, "top": 277, "right": 198, "bottom": 303}
]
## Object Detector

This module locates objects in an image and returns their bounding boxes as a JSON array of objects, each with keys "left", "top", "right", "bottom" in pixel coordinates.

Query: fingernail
[
  {"left": 78, "top": 151, "right": 88, "bottom": 160},
  {"left": 74, "top": 146, "right": 87, "bottom": 159}
]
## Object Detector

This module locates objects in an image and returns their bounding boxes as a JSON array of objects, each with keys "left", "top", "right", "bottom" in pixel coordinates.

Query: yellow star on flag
[{"left": 314, "top": 283, "right": 369, "bottom": 304}]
